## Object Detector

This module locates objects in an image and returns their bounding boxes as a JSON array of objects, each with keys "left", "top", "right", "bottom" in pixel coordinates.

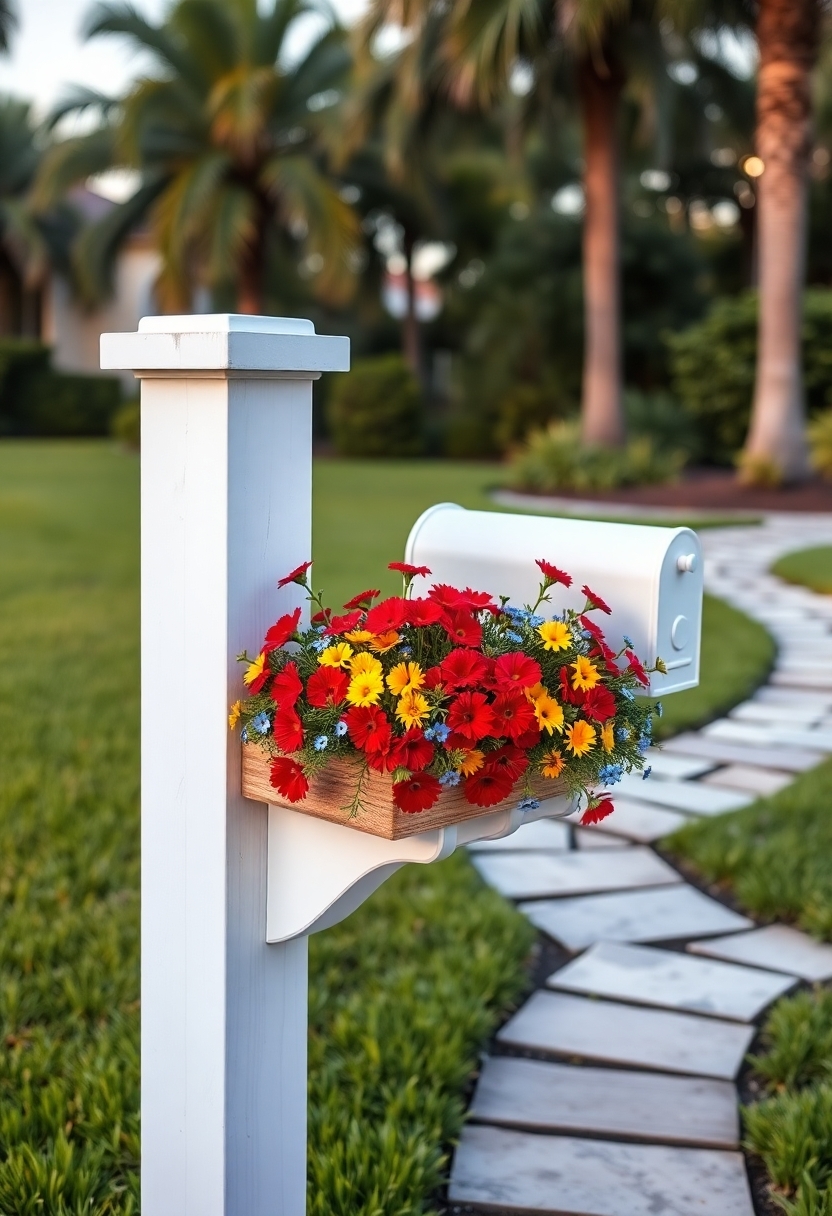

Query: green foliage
[
  {"left": 772, "top": 547, "right": 832, "bottom": 596},
  {"left": 666, "top": 757, "right": 832, "bottom": 939},
  {"left": 748, "top": 989, "right": 832, "bottom": 1092},
  {"left": 504, "top": 420, "right": 684, "bottom": 493},
  {"left": 110, "top": 402, "right": 139, "bottom": 451},
  {"left": 745, "top": 1084, "right": 832, "bottom": 1197},
  {"left": 0, "top": 442, "right": 534, "bottom": 1215},
  {"left": 809, "top": 412, "right": 832, "bottom": 481},
  {"left": 668, "top": 291, "right": 832, "bottom": 465},
  {"left": 0, "top": 339, "right": 121, "bottom": 436},
  {"left": 651, "top": 593, "right": 774, "bottom": 741},
  {"left": 327, "top": 355, "right": 425, "bottom": 457}
]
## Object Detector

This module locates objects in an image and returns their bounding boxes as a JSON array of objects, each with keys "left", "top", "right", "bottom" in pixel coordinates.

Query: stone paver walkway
[{"left": 450, "top": 512, "right": 832, "bottom": 1216}]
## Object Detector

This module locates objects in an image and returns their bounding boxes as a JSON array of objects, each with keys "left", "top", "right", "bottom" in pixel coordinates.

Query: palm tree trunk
[
  {"left": 578, "top": 51, "right": 625, "bottom": 449},
  {"left": 237, "top": 220, "right": 266, "bottom": 315},
  {"left": 741, "top": 0, "right": 819, "bottom": 483},
  {"left": 402, "top": 233, "right": 422, "bottom": 379}
]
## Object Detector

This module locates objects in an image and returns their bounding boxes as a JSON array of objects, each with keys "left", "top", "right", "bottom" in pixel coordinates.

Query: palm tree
[
  {"left": 0, "top": 1, "right": 16, "bottom": 53},
  {"left": 36, "top": 0, "right": 359, "bottom": 314},
  {"left": 740, "top": 0, "right": 821, "bottom": 482}
]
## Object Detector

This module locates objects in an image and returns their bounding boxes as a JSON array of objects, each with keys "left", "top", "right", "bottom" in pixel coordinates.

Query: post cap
[{"left": 101, "top": 313, "right": 350, "bottom": 376}]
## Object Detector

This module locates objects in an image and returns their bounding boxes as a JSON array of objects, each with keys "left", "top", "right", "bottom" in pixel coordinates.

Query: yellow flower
[
  {"left": 538, "top": 620, "right": 571, "bottom": 652},
  {"left": 601, "top": 721, "right": 615, "bottom": 753},
  {"left": 571, "top": 655, "right": 600, "bottom": 692},
  {"left": 369, "top": 630, "right": 401, "bottom": 653},
  {"left": 350, "top": 651, "right": 383, "bottom": 680},
  {"left": 458, "top": 748, "right": 485, "bottom": 776},
  {"left": 346, "top": 671, "right": 384, "bottom": 707},
  {"left": 534, "top": 693, "right": 564, "bottom": 735},
  {"left": 565, "top": 719, "right": 597, "bottom": 757},
  {"left": 228, "top": 700, "right": 242, "bottom": 729},
  {"left": 320, "top": 642, "right": 354, "bottom": 668},
  {"left": 345, "top": 629, "right": 374, "bottom": 644},
  {"left": 524, "top": 681, "right": 546, "bottom": 703},
  {"left": 243, "top": 652, "right": 266, "bottom": 686},
  {"left": 387, "top": 661, "right": 425, "bottom": 697},
  {"left": 540, "top": 748, "right": 565, "bottom": 779},
  {"left": 396, "top": 690, "right": 430, "bottom": 729}
]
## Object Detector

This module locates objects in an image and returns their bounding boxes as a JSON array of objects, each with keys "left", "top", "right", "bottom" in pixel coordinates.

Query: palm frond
[
  {"left": 0, "top": 197, "right": 50, "bottom": 287},
  {"left": 32, "top": 127, "right": 118, "bottom": 210},
  {"left": 72, "top": 174, "right": 168, "bottom": 304},
  {"left": 83, "top": 2, "right": 206, "bottom": 92},
  {"left": 0, "top": 0, "right": 16, "bottom": 53},
  {"left": 45, "top": 86, "right": 120, "bottom": 131},
  {"left": 170, "top": 0, "right": 241, "bottom": 84}
]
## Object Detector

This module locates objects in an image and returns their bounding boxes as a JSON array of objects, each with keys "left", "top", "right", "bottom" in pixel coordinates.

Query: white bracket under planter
[{"left": 264, "top": 793, "right": 576, "bottom": 943}]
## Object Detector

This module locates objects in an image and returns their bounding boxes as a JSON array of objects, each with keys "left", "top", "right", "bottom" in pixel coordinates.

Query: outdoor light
[{"left": 742, "top": 155, "right": 765, "bottom": 178}]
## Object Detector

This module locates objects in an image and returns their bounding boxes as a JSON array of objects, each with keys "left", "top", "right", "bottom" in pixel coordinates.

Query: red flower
[
  {"left": 264, "top": 607, "right": 302, "bottom": 652},
  {"left": 389, "top": 561, "right": 432, "bottom": 577},
  {"left": 579, "top": 614, "right": 606, "bottom": 642},
  {"left": 306, "top": 666, "right": 349, "bottom": 709},
  {"left": 464, "top": 768, "right": 514, "bottom": 808},
  {"left": 581, "top": 797, "right": 615, "bottom": 825},
  {"left": 344, "top": 705, "right": 392, "bottom": 755},
  {"left": 393, "top": 772, "right": 443, "bottom": 813},
  {"left": 590, "top": 641, "right": 619, "bottom": 670},
  {"left": 428, "top": 583, "right": 465, "bottom": 609},
  {"left": 441, "top": 608, "right": 482, "bottom": 648},
  {"left": 490, "top": 692, "right": 537, "bottom": 741},
  {"left": 559, "top": 666, "right": 585, "bottom": 706},
  {"left": 447, "top": 691, "right": 496, "bottom": 741},
  {"left": 514, "top": 727, "right": 542, "bottom": 749},
  {"left": 536, "top": 559, "right": 573, "bottom": 587},
  {"left": 458, "top": 587, "right": 498, "bottom": 613},
  {"left": 364, "top": 597, "right": 408, "bottom": 634},
  {"left": 278, "top": 560, "right": 312, "bottom": 588},
  {"left": 581, "top": 584, "right": 612, "bottom": 615},
  {"left": 625, "top": 649, "right": 650, "bottom": 687},
  {"left": 581, "top": 684, "right": 617, "bottom": 723},
  {"left": 273, "top": 706, "right": 304, "bottom": 753},
  {"left": 440, "top": 648, "right": 490, "bottom": 691},
  {"left": 270, "top": 661, "right": 303, "bottom": 708},
  {"left": 423, "top": 665, "right": 445, "bottom": 690},
  {"left": 493, "top": 651, "right": 542, "bottom": 691},
  {"left": 270, "top": 756, "right": 309, "bottom": 802},
  {"left": 389, "top": 729, "right": 435, "bottom": 772},
  {"left": 484, "top": 744, "right": 528, "bottom": 782},
  {"left": 406, "top": 598, "right": 444, "bottom": 627},
  {"left": 311, "top": 609, "right": 329, "bottom": 626},
  {"left": 443, "top": 729, "right": 473, "bottom": 751},
  {"left": 343, "top": 588, "right": 380, "bottom": 610},
  {"left": 323, "top": 610, "right": 363, "bottom": 637}
]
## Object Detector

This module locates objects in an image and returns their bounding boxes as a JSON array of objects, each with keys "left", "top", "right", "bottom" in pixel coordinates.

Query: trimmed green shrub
[
  {"left": 0, "top": 338, "right": 122, "bottom": 437},
  {"left": 111, "top": 401, "right": 140, "bottom": 450},
  {"left": 504, "top": 420, "right": 685, "bottom": 493},
  {"left": 809, "top": 409, "right": 832, "bottom": 480},
  {"left": 668, "top": 290, "right": 832, "bottom": 465},
  {"left": 327, "top": 355, "right": 424, "bottom": 457}
]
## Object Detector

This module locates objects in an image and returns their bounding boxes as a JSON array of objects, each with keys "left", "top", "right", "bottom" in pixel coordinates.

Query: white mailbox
[{"left": 406, "top": 504, "right": 703, "bottom": 696}]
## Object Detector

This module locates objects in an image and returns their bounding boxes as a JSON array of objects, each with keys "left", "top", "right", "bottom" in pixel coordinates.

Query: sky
[{"left": 0, "top": 0, "right": 366, "bottom": 118}]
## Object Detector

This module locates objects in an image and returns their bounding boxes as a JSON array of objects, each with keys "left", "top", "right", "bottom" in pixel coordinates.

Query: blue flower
[
  {"left": 241, "top": 727, "right": 249, "bottom": 743},
  {"left": 527, "top": 613, "right": 545, "bottom": 627},
  {"left": 399, "top": 646, "right": 412, "bottom": 656},
  {"left": 642, "top": 766, "right": 652, "bottom": 780},
  {"left": 623, "top": 634, "right": 634, "bottom": 648},
  {"left": 439, "top": 771, "right": 461, "bottom": 787},
  {"left": 314, "top": 735, "right": 329, "bottom": 752},
  {"left": 519, "top": 797, "right": 540, "bottom": 811},
  {"left": 335, "top": 720, "right": 348, "bottom": 738},
  {"left": 615, "top": 726, "right": 629, "bottom": 741},
  {"left": 311, "top": 638, "right": 327, "bottom": 652},
  {"left": 637, "top": 735, "right": 651, "bottom": 753},
  {"left": 424, "top": 726, "right": 436, "bottom": 740},
  {"left": 433, "top": 723, "right": 451, "bottom": 743},
  {"left": 315, "top": 624, "right": 327, "bottom": 634},
  {"left": 505, "top": 630, "right": 523, "bottom": 644},
  {"left": 620, "top": 687, "right": 636, "bottom": 702},
  {"left": 505, "top": 605, "right": 525, "bottom": 620},
  {"left": 598, "top": 763, "right": 624, "bottom": 786},
  {"left": 655, "top": 701, "right": 664, "bottom": 718},
  {"left": 252, "top": 711, "right": 271, "bottom": 735}
]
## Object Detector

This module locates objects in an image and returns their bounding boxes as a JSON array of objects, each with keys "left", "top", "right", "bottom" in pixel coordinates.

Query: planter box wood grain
[{"left": 242, "top": 742, "right": 566, "bottom": 840}]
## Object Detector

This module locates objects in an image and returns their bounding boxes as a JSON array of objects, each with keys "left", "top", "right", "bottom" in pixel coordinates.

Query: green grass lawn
[
  {"left": 0, "top": 443, "right": 776, "bottom": 1214},
  {"left": 772, "top": 546, "right": 832, "bottom": 595}
]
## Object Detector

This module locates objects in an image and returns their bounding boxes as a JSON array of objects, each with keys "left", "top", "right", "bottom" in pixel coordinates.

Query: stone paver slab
[
  {"left": 548, "top": 941, "right": 795, "bottom": 1021},
  {"left": 772, "top": 671, "right": 832, "bottom": 693},
  {"left": 688, "top": 924, "right": 832, "bottom": 982},
  {"left": 467, "top": 818, "right": 571, "bottom": 852},
  {"left": 470, "top": 848, "right": 680, "bottom": 900},
  {"left": 613, "top": 775, "right": 752, "bottom": 816},
  {"left": 449, "top": 1125, "right": 755, "bottom": 1216},
  {"left": 662, "top": 732, "right": 822, "bottom": 773},
  {"left": 731, "top": 702, "right": 823, "bottom": 726},
  {"left": 578, "top": 797, "right": 689, "bottom": 843},
  {"left": 700, "top": 764, "right": 792, "bottom": 798},
  {"left": 642, "top": 750, "right": 717, "bottom": 780},
  {"left": 520, "top": 885, "right": 753, "bottom": 951},
  {"left": 573, "top": 827, "right": 629, "bottom": 849},
  {"left": 497, "top": 990, "right": 754, "bottom": 1079},
  {"left": 470, "top": 1055, "right": 739, "bottom": 1148}
]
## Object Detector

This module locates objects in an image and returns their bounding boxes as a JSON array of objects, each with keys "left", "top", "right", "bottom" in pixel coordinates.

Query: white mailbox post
[{"left": 101, "top": 313, "right": 703, "bottom": 1216}]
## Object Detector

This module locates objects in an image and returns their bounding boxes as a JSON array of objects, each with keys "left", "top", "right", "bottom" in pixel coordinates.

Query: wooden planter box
[{"left": 242, "top": 742, "right": 566, "bottom": 840}]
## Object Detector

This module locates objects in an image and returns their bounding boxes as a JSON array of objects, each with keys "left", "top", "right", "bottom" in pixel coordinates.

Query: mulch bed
[{"left": 526, "top": 468, "right": 832, "bottom": 513}]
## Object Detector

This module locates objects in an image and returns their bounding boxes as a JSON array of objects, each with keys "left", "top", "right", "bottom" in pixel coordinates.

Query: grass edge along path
[
  {"left": 772, "top": 545, "right": 832, "bottom": 596},
  {"left": 0, "top": 443, "right": 774, "bottom": 1215}
]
